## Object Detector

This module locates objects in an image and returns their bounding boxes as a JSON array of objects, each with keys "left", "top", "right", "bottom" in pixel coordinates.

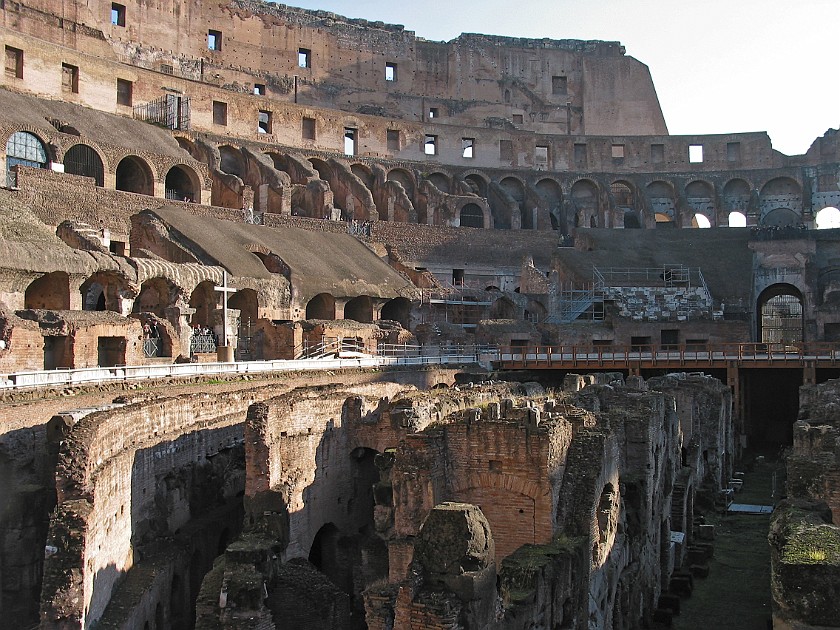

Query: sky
[{"left": 276, "top": 0, "right": 839, "bottom": 156}]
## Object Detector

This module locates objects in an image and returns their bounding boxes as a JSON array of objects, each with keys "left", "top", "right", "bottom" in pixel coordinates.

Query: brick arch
[
  {"left": 450, "top": 472, "right": 540, "bottom": 499},
  {"left": 2, "top": 126, "right": 55, "bottom": 162},
  {"left": 460, "top": 169, "right": 490, "bottom": 198},
  {"left": 58, "top": 140, "right": 111, "bottom": 175}
]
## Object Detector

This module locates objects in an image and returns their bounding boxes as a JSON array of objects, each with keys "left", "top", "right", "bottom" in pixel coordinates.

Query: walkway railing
[
  {"left": 493, "top": 342, "right": 840, "bottom": 369},
  {"left": 0, "top": 346, "right": 492, "bottom": 390}
]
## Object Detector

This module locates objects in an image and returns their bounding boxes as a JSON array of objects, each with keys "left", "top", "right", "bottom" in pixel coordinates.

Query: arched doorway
[
  {"left": 25, "top": 272, "right": 70, "bottom": 310},
  {"left": 189, "top": 281, "right": 218, "bottom": 327},
  {"left": 165, "top": 165, "right": 198, "bottom": 202},
  {"left": 344, "top": 295, "right": 373, "bottom": 323},
  {"left": 229, "top": 289, "right": 258, "bottom": 326},
  {"left": 459, "top": 203, "right": 484, "bottom": 228},
  {"left": 133, "top": 278, "right": 174, "bottom": 317},
  {"left": 218, "top": 146, "right": 245, "bottom": 178},
  {"left": 758, "top": 284, "right": 803, "bottom": 346},
  {"left": 64, "top": 144, "right": 105, "bottom": 187},
  {"left": 6, "top": 131, "right": 48, "bottom": 186},
  {"left": 728, "top": 211, "right": 747, "bottom": 227},
  {"left": 306, "top": 293, "right": 335, "bottom": 320},
  {"left": 380, "top": 297, "right": 410, "bottom": 328},
  {"left": 116, "top": 156, "right": 154, "bottom": 195}
]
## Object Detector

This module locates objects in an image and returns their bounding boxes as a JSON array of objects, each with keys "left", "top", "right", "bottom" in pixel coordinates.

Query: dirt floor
[{"left": 672, "top": 457, "right": 782, "bottom": 630}]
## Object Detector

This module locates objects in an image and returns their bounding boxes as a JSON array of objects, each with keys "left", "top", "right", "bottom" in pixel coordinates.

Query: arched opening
[
  {"left": 380, "top": 297, "right": 410, "bottom": 328},
  {"left": 489, "top": 297, "right": 519, "bottom": 319},
  {"left": 464, "top": 173, "right": 488, "bottom": 198},
  {"left": 571, "top": 179, "right": 599, "bottom": 229},
  {"left": 647, "top": 180, "right": 676, "bottom": 226},
  {"left": 218, "top": 146, "right": 245, "bottom": 178},
  {"left": 229, "top": 289, "right": 258, "bottom": 326},
  {"left": 387, "top": 168, "right": 415, "bottom": 200},
  {"left": 189, "top": 281, "right": 218, "bottom": 328},
  {"left": 761, "top": 176, "right": 801, "bottom": 197},
  {"left": 133, "top": 278, "right": 175, "bottom": 317},
  {"left": 308, "top": 523, "right": 345, "bottom": 588},
  {"left": 815, "top": 206, "right": 840, "bottom": 229},
  {"left": 758, "top": 284, "right": 803, "bottom": 346},
  {"left": 306, "top": 293, "right": 335, "bottom": 320},
  {"left": 265, "top": 151, "right": 290, "bottom": 176},
  {"left": 169, "top": 573, "right": 185, "bottom": 630},
  {"left": 6, "top": 131, "right": 48, "bottom": 186},
  {"left": 427, "top": 172, "right": 450, "bottom": 194},
  {"left": 611, "top": 181, "right": 634, "bottom": 208},
  {"left": 692, "top": 213, "right": 712, "bottom": 228},
  {"left": 536, "top": 178, "right": 563, "bottom": 231},
  {"left": 165, "top": 165, "right": 198, "bottom": 202},
  {"left": 350, "top": 163, "right": 373, "bottom": 189},
  {"left": 728, "top": 211, "right": 747, "bottom": 227},
  {"left": 762, "top": 208, "right": 799, "bottom": 227},
  {"left": 81, "top": 281, "right": 106, "bottom": 311},
  {"left": 176, "top": 137, "right": 201, "bottom": 160},
  {"left": 64, "top": 144, "right": 105, "bottom": 187},
  {"left": 623, "top": 210, "right": 642, "bottom": 229},
  {"left": 655, "top": 212, "right": 676, "bottom": 228},
  {"left": 459, "top": 203, "right": 485, "bottom": 228},
  {"left": 500, "top": 177, "right": 530, "bottom": 229},
  {"left": 25, "top": 272, "right": 70, "bottom": 310},
  {"left": 309, "top": 157, "right": 332, "bottom": 182},
  {"left": 116, "top": 156, "right": 153, "bottom": 195},
  {"left": 344, "top": 295, "right": 373, "bottom": 323}
]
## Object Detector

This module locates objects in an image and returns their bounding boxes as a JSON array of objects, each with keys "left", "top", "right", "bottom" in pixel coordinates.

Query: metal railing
[
  {"left": 190, "top": 333, "right": 217, "bottom": 354},
  {"left": 142, "top": 337, "right": 162, "bottom": 358}
]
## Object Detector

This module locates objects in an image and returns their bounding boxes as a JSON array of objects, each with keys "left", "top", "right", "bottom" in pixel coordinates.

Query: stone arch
[
  {"left": 175, "top": 136, "right": 201, "bottom": 160},
  {"left": 816, "top": 206, "right": 840, "bottom": 229},
  {"left": 571, "top": 179, "right": 600, "bottom": 228},
  {"left": 6, "top": 130, "right": 49, "bottom": 186},
  {"left": 535, "top": 178, "right": 563, "bottom": 230},
  {"left": 63, "top": 143, "right": 105, "bottom": 187},
  {"left": 686, "top": 179, "right": 716, "bottom": 227},
  {"left": 165, "top": 164, "right": 200, "bottom": 202},
  {"left": 80, "top": 271, "right": 131, "bottom": 312},
  {"left": 610, "top": 179, "right": 637, "bottom": 228},
  {"left": 218, "top": 146, "right": 246, "bottom": 178},
  {"left": 387, "top": 168, "right": 415, "bottom": 200},
  {"left": 189, "top": 281, "right": 218, "bottom": 327},
  {"left": 462, "top": 172, "right": 489, "bottom": 198},
  {"left": 760, "top": 177, "right": 801, "bottom": 197},
  {"left": 757, "top": 283, "right": 803, "bottom": 345},
  {"left": 306, "top": 293, "right": 335, "bottom": 320},
  {"left": 728, "top": 211, "right": 747, "bottom": 227},
  {"left": 264, "top": 151, "right": 289, "bottom": 174},
  {"left": 308, "top": 157, "right": 333, "bottom": 182},
  {"left": 344, "top": 295, "right": 373, "bottom": 323},
  {"left": 427, "top": 171, "right": 450, "bottom": 194},
  {"left": 116, "top": 155, "right": 154, "bottom": 195},
  {"left": 500, "top": 176, "right": 531, "bottom": 229},
  {"left": 646, "top": 180, "right": 676, "bottom": 224},
  {"left": 350, "top": 163, "right": 373, "bottom": 189},
  {"left": 459, "top": 203, "right": 486, "bottom": 228},
  {"left": 25, "top": 272, "right": 70, "bottom": 310},
  {"left": 380, "top": 297, "right": 410, "bottom": 328},
  {"left": 489, "top": 296, "right": 519, "bottom": 319},
  {"left": 761, "top": 208, "right": 799, "bottom": 227},
  {"left": 229, "top": 288, "right": 258, "bottom": 325},
  {"left": 133, "top": 277, "right": 177, "bottom": 317}
]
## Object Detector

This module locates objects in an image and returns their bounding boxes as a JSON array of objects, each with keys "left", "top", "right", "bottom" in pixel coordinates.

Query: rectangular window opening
[
  {"left": 727, "top": 142, "right": 741, "bottom": 162},
  {"left": 611, "top": 144, "right": 625, "bottom": 159},
  {"left": 258, "top": 110, "right": 272, "bottom": 134},
  {"left": 552, "top": 75, "right": 568, "bottom": 95},
  {"left": 344, "top": 127, "right": 357, "bottom": 156},
  {"left": 452, "top": 269, "right": 465, "bottom": 286},
  {"left": 62, "top": 63, "right": 79, "bottom": 93},
  {"left": 424, "top": 134, "right": 437, "bottom": 156},
  {"left": 689, "top": 144, "right": 704, "bottom": 163},
  {"left": 499, "top": 139, "right": 513, "bottom": 162},
  {"left": 5, "top": 46, "right": 23, "bottom": 79},
  {"left": 387, "top": 129, "right": 400, "bottom": 152},
  {"left": 253, "top": 83, "right": 266, "bottom": 96},
  {"left": 651, "top": 143, "right": 664, "bottom": 164},
  {"left": 385, "top": 62, "right": 397, "bottom": 82},
  {"left": 116, "top": 78, "right": 132, "bottom": 106},
  {"left": 302, "top": 117, "right": 316, "bottom": 140},
  {"left": 208, "top": 30, "right": 222, "bottom": 51},
  {"left": 535, "top": 145, "right": 549, "bottom": 168},
  {"left": 212, "top": 101, "right": 228, "bottom": 126},
  {"left": 111, "top": 3, "right": 126, "bottom": 26},
  {"left": 512, "top": 113, "right": 524, "bottom": 125},
  {"left": 428, "top": 107, "right": 439, "bottom": 119},
  {"left": 298, "top": 48, "right": 311, "bottom": 69},
  {"left": 462, "top": 138, "right": 474, "bottom": 159},
  {"left": 574, "top": 143, "right": 587, "bottom": 168}
]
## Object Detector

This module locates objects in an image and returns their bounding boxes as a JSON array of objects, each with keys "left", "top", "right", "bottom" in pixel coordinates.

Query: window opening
[
  {"left": 651, "top": 144, "right": 664, "bottom": 164},
  {"left": 552, "top": 75, "right": 568, "bottom": 95},
  {"left": 212, "top": 101, "right": 227, "bottom": 126},
  {"left": 253, "top": 83, "right": 265, "bottom": 96},
  {"left": 462, "top": 138, "right": 474, "bottom": 159},
  {"left": 344, "top": 128, "right": 356, "bottom": 156},
  {"left": 535, "top": 145, "right": 548, "bottom": 168},
  {"left": 116, "top": 78, "right": 132, "bottom": 106},
  {"left": 611, "top": 144, "right": 625, "bottom": 159},
  {"left": 5, "top": 46, "right": 23, "bottom": 79},
  {"left": 512, "top": 113, "right": 524, "bottom": 124},
  {"left": 62, "top": 63, "right": 79, "bottom": 93},
  {"left": 727, "top": 142, "right": 741, "bottom": 162},
  {"left": 207, "top": 30, "right": 222, "bottom": 51},
  {"left": 387, "top": 129, "right": 400, "bottom": 151},
  {"left": 385, "top": 63, "right": 397, "bottom": 82},
  {"left": 424, "top": 134, "right": 437, "bottom": 156},
  {"left": 574, "top": 143, "right": 587, "bottom": 168},
  {"left": 111, "top": 3, "right": 125, "bottom": 26},
  {"left": 689, "top": 144, "right": 704, "bottom": 163},
  {"left": 6, "top": 131, "right": 48, "bottom": 187},
  {"left": 302, "top": 117, "right": 316, "bottom": 140},
  {"left": 258, "top": 110, "right": 272, "bottom": 134},
  {"left": 298, "top": 48, "right": 311, "bottom": 68}
]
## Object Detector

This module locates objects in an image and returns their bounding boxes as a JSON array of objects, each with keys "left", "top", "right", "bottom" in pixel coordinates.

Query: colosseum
[{"left": 0, "top": 1, "right": 838, "bottom": 629}]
